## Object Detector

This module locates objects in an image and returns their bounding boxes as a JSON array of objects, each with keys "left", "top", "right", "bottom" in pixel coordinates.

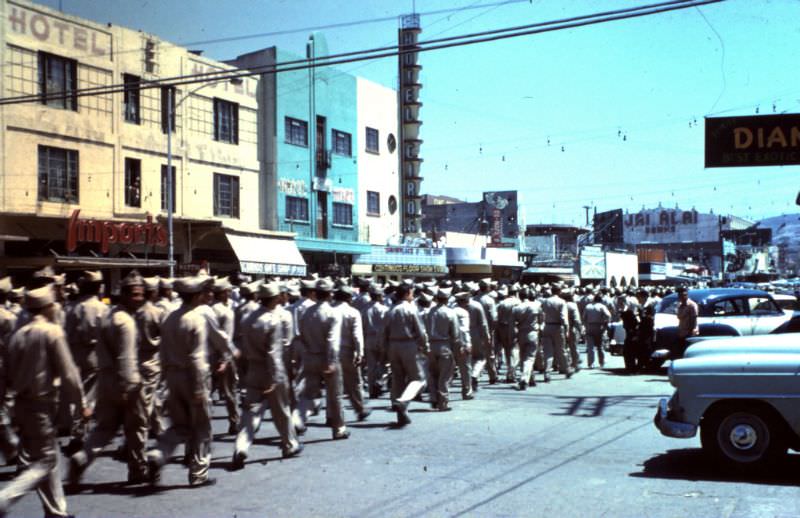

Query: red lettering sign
[{"left": 66, "top": 210, "right": 167, "bottom": 254}]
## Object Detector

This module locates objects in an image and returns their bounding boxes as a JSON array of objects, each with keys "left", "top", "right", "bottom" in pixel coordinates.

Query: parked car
[
  {"left": 654, "top": 333, "right": 800, "bottom": 469},
  {"left": 771, "top": 292, "right": 799, "bottom": 315},
  {"left": 649, "top": 288, "right": 797, "bottom": 364}
]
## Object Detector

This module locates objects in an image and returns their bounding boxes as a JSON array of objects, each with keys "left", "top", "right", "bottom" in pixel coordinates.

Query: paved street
[{"left": 6, "top": 351, "right": 800, "bottom": 518}]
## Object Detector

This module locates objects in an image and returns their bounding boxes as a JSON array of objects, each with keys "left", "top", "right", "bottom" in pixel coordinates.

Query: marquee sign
[
  {"left": 399, "top": 14, "right": 423, "bottom": 236},
  {"left": 706, "top": 114, "right": 800, "bottom": 168}
]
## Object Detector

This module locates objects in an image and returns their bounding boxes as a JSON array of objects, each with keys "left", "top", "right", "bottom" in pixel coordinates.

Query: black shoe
[
  {"left": 471, "top": 377, "right": 479, "bottom": 392},
  {"left": 228, "top": 422, "right": 239, "bottom": 436},
  {"left": 127, "top": 470, "right": 148, "bottom": 485},
  {"left": 530, "top": 377, "right": 536, "bottom": 387},
  {"left": 438, "top": 401, "right": 451, "bottom": 412},
  {"left": 566, "top": 371, "right": 573, "bottom": 379},
  {"left": 517, "top": 381, "right": 527, "bottom": 391},
  {"left": 357, "top": 410, "right": 371, "bottom": 422},
  {"left": 463, "top": 393, "right": 474, "bottom": 400},
  {"left": 231, "top": 451, "right": 247, "bottom": 471},
  {"left": 396, "top": 401, "right": 412, "bottom": 427},
  {"left": 543, "top": 374, "right": 551, "bottom": 383},
  {"left": 430, "top": 401, "right": 438, "bottom": 410},
  {"left": 282, "top": 443, "right": 303, "bottom": 459},
  {"left": 488, "top": 377, "right": 498, "bottom": 385},
  {"left": 332, "top": 428, "right": 350, "bottom": 440},
  {"left": 63, "top": 438, "right": 83, "bottom": 457},
  {"left": 67, "top": 456, "right": 85, "bottom": 488},
  {"left": 147, "top": 459, "right": 161, "bottom": 486}
]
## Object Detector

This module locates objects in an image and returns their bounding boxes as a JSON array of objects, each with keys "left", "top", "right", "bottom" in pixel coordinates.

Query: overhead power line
[{"left": 0, "top": 0, "right": 723, "bottom": 107}]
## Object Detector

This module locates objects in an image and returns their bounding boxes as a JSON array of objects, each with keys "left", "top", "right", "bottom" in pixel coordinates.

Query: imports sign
[{"left": 706, "top": 114, "right": 800, "bottom": 167}]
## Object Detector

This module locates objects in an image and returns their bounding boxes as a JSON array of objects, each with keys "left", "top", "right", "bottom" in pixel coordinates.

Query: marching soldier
[
  {"left": 563, "top": 290, "right": 584, "bottom": 372},
  {"left": 210, "top": 277, "right": 240, "bottom": 435},
  {"left": 452, "top": 291, "right": 474, "bottom": 400},
  {"left": 496, "top": 284, "right": 520, "bottom": 383},
  {"left": 147, "top": 275, "right": 217, "bottom": 487},
  {"left": 0, "top": 285, "right": 87, "bottom": 517},
  {"left": 361, "top": 284, "right": 388, "bottom": 399},
  {"left": 156, "top": 278, "right": 180, "bottom": 317},
  {"left": 381, "top": 283, "right": 429, "bottom": 426},
  {"left": 513, "top": 288, "right": 543, "bottom": 388},
  {"left": 232, "top": 282, "right": 302, "bottom": 470},
  {"left": 69, "top": 271, "right": 148, "bottom": 485},
  {"left": 582, "top": 293, "right": 611, "bottom": 369},
  {"left": 0, "top": 278, "right": 19, "bottom": 465},
  {"left": 466, "top": 288, "right": 492, "bottom": 392},
  {"left": 64, "top": 270, "right": 109, "bottom": 452},
  {"left": 333, "top": 285, "right": 370, "bottom": 421},
  {"left": 424, "top": 288, "right": 459, "bottom": 411},
  {"left": 297, "top": 279, "right": 349, "bottom": 440},
  {"left": 474, "top": 279, "right": 499, "bottom": 384},
  {"left": 540, "top": 284, "right": 573, "bottom": 379},
  {"left": 139, "top": 277, "right": 165, "bottom": 436}
]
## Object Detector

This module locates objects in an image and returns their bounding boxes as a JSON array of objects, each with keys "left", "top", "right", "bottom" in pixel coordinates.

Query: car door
[
  {"left": 708, "top": 297, "right": 750, "bottom": 335},
  {"left": 747, "top": 296, "right": 790, "bottom": 335}
]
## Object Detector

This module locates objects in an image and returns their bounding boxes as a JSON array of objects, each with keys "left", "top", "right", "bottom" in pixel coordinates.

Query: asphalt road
[{"left": 5, "top": 351, "right": 800, "bottom": 518}]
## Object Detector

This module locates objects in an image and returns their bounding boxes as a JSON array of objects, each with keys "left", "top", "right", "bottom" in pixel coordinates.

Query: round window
[
  {"left": 387, "top": 133, "right": 397, "bottom": 153},
  {"left": 388, "top": 195, "right": 398, "bottom": 215}
]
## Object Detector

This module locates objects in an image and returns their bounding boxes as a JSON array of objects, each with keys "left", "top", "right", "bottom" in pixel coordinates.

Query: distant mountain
[{"left": 755, "top": 214, "right": 800, "bottom": 270}]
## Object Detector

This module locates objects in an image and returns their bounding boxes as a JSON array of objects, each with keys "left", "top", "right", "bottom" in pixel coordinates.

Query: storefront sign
[
  {"left": 66, "top": 210, "right": 167, "bottom": 254},
  {"left": 706, "top": 114, "right": 800, "bottom": 167},
  {"left": 278, "top": 178, "right": 308, "bottom": 197},
  {"left": 384, "top": 246, "right": 443, "bottom": 256},
  {"left": 7, "top": 3, "right": 111, "bottom": 57},
  {"left": 399, "top": 14, "right": 423, "bottom": 236},
  {"left": 239, "top": 261, "right": 306, "bottom": 277},
  {"left": 372, "top": 264, "right": 446, "bottom": 274},
  {"left": 332, "top": 187, "right": 354, "bottom": 204}
]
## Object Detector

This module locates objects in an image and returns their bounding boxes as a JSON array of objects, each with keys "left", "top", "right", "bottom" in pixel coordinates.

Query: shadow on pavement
[
  {"left": 549, "top": 394, "right": 663, "bottom": 417},
  {"left": 631, "top": 449, "right": 800, "bottom": 485}
]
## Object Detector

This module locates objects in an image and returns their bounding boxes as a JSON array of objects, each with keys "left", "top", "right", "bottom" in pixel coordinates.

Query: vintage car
[
  {"left": 650, "top": 288, "right": 797, "bottom": 364},
  {"left": 654, "top": 333, "right": 800, "bottom": 469}
]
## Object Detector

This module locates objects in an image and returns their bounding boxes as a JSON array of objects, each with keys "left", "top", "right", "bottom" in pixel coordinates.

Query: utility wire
[{"left": 0, "top": 0, "right": 723, "bottom": 106}]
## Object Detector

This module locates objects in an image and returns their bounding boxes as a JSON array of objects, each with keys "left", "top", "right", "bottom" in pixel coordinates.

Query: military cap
[
  {"left": 300, "top": 279, "right": 317, "bottom": 290},
  {"left": 386, "top": 280, "right": 401, "bottom": 288},
  {"left": 32, "top": 266, "right": 56, "bottom": 281},
  {"left": 497, "top": 285, "right": 509, "bottom": 297},
  {"left": 9, "top": 287, "right": 24, "bottom": 301},
  {"left": 174, "top": 275, "right": 213, "bottom": 294},
  {"left": 212, "top": 276, "right": 232, "bottom": 292},
  {"left": 82, "top": 270, "right": 103, "bottom": 283},
  {"left": 0, "top": 276, "right": 12, "bottom": 294},
  {"left": 159, "top": 278, "right": 174, "bottom": 290},
  {"left": 418, "top": 290, "right": 434, "bottom": 303},
  {"left": 120, "top": 270, "right": 144, "bottom": 288},
  {"left": 54, "top": 273, "right": 66, "bottom": 286},
  {"left": 368, "top": 283, "right": 384, "bottom": 296},
  {"left": 287, "top": 282, "right": 301, "bottom": 298},
  {"left": 436, "top": 287, "right": 452, "bottom": 300},
  {"left": 465, "top": 281, "right": 479, "bottom": 293},
  {"left": 64, "top": 283, "right": 79, "bottom": 296},
  {"left": 509, "top": 283, "right": 520, "bottom": 294},
  {"left": 478, "top": 278, "right": 491, "bottom": 289},
  {"left": 402, "top": 278, "right": 414, "bottom": 286},
  {"left": 454, "top": 290, "right": 471, "bottom": 301},
  {"left": 238, "top": 280, "right": 257, "bottom": 297},
  {"left": 336, "top": 284, "right": 354, "bottom": 297},
  {"left": 143, "top": 276, "right": 160, "bottom": 291},
  {"left": 316, "top": 278, "right": 334, "bottom": 292},
  {"left": 25, "top": 285, "right": 54, "bottom": 310},
  {"left": 258, "top": 281, "right": 281, "bottom": 299}
]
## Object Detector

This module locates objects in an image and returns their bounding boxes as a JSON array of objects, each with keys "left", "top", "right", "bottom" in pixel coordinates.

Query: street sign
[{"left": 705, "top": 114, "right": 800, "bottom": 168}]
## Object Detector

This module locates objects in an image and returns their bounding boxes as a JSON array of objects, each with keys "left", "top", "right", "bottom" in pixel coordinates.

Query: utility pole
[{"left": 582, "top": 205, "right": 591, "bottom": 226}]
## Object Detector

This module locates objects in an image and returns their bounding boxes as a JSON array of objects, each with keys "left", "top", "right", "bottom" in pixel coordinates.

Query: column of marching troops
[{"left": 0, "top": 266, "right": 671, "bottom": 517}]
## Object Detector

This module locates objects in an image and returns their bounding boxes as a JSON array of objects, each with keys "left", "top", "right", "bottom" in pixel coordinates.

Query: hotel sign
[
  {"left": 706, "top": 114, "right": 800, "bottom": 167},
  {"left": 399, "top": 14, "right": 423, "bottom": 236},
  {"left": 7, "top": 2, "right": 112, "bottom": 58}
]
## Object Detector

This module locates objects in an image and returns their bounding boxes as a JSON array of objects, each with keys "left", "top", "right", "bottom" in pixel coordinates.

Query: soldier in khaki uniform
[
  {"left": 563, "top": 290, "right": 584, "bottom": 372},
  {"left": 466, "top": 290, "right": 492, "bottom": 392},
  {"left": 232, "top": 282, "right": 302, "bottom": 470},
  {"left": 0, "top": 285, "right": 87, "bottom": 517},
  {"left": 361, "top": 284, "right": 388, "bottom": 399},
  {"left": 63, "top": 270, "right": 109, "bottom": 451},
  {"left": 540, "top": 285, "right": 573, "bottom": 379},
  {"left": 513, "top": 288, "right": 544, "bottom": 388},
  {"left": 496, "top": 284, "right": 520, "bottom": 383},
  {"left": 298, "top": 279, "right": 349, "bottom": 440},
  {"left": 381, "top": 284, "right": 429, "bottom": 426},
  {"left": 147, "top": 275, "right": 216, "bottom": 487},
  {"left": 453, "top": 291, "right": 474, "bottom": 400},
  {"left": 424, "top": 288, "right": 459, "bottom": 411},
  {"left": 69, "top": 271, "right": 148, "bottom": 485},
  {"left": 210, "top": 277, "right": 240, "bottom": 435},
  {"left": 139, "top": 277, "right": 165, "bottom": 436},
  {"left": 333, "top": 285, "right": 370, "bottom": 421},
  {"left": 0, "top": 278, "right": 19, "bottom": 465}
]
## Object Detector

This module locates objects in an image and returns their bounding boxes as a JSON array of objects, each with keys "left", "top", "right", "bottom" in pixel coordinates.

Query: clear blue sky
[{"left": 37, "top": 0, "right": 800, "bottom": 226}]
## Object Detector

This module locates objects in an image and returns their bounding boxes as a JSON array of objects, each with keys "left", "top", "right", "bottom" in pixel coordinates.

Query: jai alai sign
[
  {"left": 706, "top": 114, "right": 800, "bottom": 167},
  {"left": 66, "top": 210, "right": 167, "bottom": 254}
]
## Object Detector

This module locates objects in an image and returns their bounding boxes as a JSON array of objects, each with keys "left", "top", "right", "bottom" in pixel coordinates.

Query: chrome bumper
[{"left": 653, "top": 398, "right": 697, "bottom": 439}]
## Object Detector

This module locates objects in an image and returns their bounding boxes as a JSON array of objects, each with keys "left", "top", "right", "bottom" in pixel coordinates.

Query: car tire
[{"left": 700, "top": 404, "right": 787, "bottom": 471}]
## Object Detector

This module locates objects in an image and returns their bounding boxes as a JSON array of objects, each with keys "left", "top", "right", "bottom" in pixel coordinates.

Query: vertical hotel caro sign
[
  {"left": 705, "top": 114, "right": 800, "bottom": 168},
  {"left": 399, "top": 14, "right": 423, "bottom": 236},
  {"left": 7, "top": 2, "right": 112, "bottom": 58}
]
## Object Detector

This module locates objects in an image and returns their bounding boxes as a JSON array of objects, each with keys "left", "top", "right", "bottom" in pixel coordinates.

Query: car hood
[
  {"left": 671, "top": 351, "right": 800, "bottom": 376},
  {"left": 683, "top": 333, "right": 800, "bottom": 358}
]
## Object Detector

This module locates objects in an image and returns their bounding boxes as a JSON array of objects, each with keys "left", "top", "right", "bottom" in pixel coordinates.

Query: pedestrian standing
[
  {"left": 0, "top": 285, "right": 87, "bottom": 517},
  {"left": 676, "top": 286, "right": 699, "bottom": 355},
  {"left": 381, "top": 283, "right": 429, "bottom": 426},
  {"left": 582, "top": 293, "right": 611, "bottom": 369}
]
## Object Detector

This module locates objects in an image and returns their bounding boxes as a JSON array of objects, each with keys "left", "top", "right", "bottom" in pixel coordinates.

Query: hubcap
[{"left": 729, "top": 423, "right": 758, "bottom": 450}]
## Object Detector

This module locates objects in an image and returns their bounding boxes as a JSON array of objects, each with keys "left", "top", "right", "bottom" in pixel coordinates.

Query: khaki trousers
[
  {"left": 235, "top": 382, "right": 299, "bottom": 456},
  {"left": 497, "top": 326, "right": 519, "bottom": 381},
  {"left": 340, "top": 348, "right": 366, "bottom": 415},
  {"left": 428, "top": 343, "right": 454, "bottom": 407},
  {"left": 388, "top": 341, "right": 426, "bottom": 405},
  {"left": 541, "top": 324, "right": 570, "bottom": 374},
  {"left": 298, "top": 353, "right": 345, "bottom": 430}
]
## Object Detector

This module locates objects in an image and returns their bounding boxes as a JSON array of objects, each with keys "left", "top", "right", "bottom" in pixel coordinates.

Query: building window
[
  {"left": 332, "top": 129, "right": 352, "bottom": 156},
  {"left": 286, "top": 196, "right": 309, "bottom": 222},
  {"left": 38, "top": 145, "right": 78, "bottom": 202},
  {"left": 214, "top": 99, "right": 239, "bottom": 144},
  {"left": 123, "top": 74, "right": 141, "bottom": 124},
  {"left": 213, "top": 173, "right": 239, "bottom": 218},
  {"left": 333, "top": 202, "right": 353, "bottom": 226},
  {"left": 124, "top": 158, "right": 141, "bottom": 207},
  {"left": 161, "top": 86, "right": 175, "bottom": 134},
  {"left": 367, "top": 191, "right": 380, "bottom": 216},
  {"left": 38, "top": 52, "right": 77, "bottom": 111},
  {"left": 285, "top": 117, "right": 308, "bottom": 146},
  {"left": 366, "top": 127, "right": 379, "bottom": 153},
  {"left": 160, "top": 165, "right": 176, "bottom": 213}
]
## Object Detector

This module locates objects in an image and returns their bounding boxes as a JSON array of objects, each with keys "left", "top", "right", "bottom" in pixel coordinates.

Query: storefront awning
[{"left": 225, "top": 231, "right": 307, "bottom": 277}]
